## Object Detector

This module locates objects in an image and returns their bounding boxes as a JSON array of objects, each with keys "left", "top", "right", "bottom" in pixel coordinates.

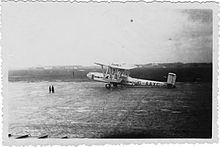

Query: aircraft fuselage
[{"left": 87, "top": 72, "right": 175, "bottom": 88}]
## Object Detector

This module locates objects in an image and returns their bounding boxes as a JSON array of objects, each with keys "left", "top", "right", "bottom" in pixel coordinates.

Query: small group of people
[{"left": 49, "top": 85, "right": 55, "bottom": 93}]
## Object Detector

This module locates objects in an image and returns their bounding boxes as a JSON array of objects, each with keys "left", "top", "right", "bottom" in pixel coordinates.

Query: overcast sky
[{"left": 3, "top": 3, "right": 213, "bottom": 69}]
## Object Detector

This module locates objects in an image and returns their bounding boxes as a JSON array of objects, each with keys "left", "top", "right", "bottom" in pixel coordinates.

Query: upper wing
[
  {"left": 110, "top": 64, "right": 137, "bottom": 70},
  {"left": 95, "top": 62, "right": 137, "bottom": 70},
  {"left": 94, "top": 62, "right": 108, "bottom": 67}
]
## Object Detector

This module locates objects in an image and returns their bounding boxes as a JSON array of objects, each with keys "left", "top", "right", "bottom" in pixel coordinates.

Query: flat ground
[{"left": 8, "top": 82, "right": 212, "bottom": 138}]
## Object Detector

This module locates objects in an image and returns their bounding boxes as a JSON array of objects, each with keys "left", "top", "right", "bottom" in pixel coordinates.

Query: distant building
[
  {"left": 35, "top": 67, "right": 45, "bottom": 70},
  {"left": 44, "top": 66, "right": 53, "bottom": 70}
]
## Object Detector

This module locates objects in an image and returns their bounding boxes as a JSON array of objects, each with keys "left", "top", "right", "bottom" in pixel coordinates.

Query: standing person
[
  {"left": 49, "top": 86, "right": 51, "bottom": 93},
  {"left": 51, "top": 85, "right": 55, "bottom": 93}
]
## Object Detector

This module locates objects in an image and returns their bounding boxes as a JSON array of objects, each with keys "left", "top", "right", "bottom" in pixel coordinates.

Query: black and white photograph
[{"left": 1, "top": 1, "right": 218, "bottom": 145}]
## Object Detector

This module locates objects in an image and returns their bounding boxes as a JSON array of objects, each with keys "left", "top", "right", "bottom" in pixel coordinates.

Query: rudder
[{"left": 167, "top": 73, "right": 176, "bottom": 88}]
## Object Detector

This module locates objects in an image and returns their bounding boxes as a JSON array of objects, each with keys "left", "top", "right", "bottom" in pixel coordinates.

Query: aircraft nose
[{"left": 87, "top": 72, "right": 92, "bottom": 79}]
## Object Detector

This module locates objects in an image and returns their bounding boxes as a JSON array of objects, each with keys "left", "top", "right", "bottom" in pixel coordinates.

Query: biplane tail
[{"left": 167, "top": 73, "right": 176, "bottom": 88}]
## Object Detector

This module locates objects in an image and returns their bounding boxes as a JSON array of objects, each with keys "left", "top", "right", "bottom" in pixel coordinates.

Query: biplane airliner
[{"left": 87, "top": 62, "right": 176, "bottom": 89}]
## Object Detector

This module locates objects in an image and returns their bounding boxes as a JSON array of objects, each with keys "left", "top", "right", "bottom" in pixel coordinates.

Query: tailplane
[{"left": 167, "top": 73, "right": 176, "bottom": 88}]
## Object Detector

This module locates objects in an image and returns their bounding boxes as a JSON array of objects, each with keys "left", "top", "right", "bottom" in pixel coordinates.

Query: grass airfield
[{"left": 8, "top": 81, "right": 212, "bottom": 138}]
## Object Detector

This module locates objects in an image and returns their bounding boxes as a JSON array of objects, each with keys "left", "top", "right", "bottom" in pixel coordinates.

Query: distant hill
[{"left": 8, "top": 63, "right": 212, "bottom": 82}]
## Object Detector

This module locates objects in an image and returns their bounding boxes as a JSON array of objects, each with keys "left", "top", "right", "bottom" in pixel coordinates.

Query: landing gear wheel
[
  {"left": 105, "top": 84, "right": 111, "bottom": 89},
  {"left": 113, "top": 83, "right": 118, "bottom": 87}
]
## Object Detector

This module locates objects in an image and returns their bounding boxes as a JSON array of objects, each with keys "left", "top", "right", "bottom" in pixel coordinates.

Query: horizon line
[{"left": 8, "top": 62, "right": 212, "bottom": 70}]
